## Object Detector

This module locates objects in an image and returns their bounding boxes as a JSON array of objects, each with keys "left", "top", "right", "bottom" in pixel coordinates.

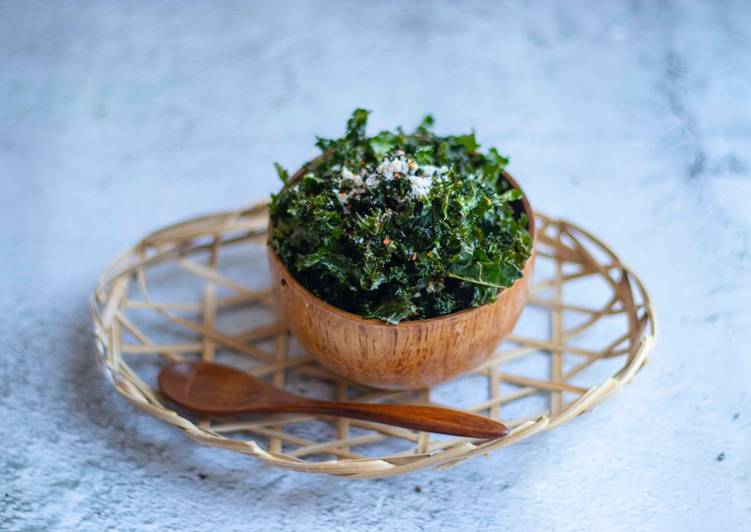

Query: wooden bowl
[{"left": 268, "top": 166, "right": 536, "bottom": 390}]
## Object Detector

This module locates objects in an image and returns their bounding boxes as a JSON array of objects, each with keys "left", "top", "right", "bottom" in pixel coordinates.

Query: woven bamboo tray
[{"left": 92, "top": 203, "right": 656, "bottom": 479}]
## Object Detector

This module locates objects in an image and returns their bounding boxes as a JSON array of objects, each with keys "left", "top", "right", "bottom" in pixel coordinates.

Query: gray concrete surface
[{"left": 1, "top": 1, "right": 750, "bottom": 530}]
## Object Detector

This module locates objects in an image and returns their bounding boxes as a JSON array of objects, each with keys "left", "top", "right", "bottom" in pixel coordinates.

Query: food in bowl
[
  {"left": 269, "top": 109, "right": 532, "bottom": 325},
  {"left": 268, "top": 110, "right": 535, "bottom": 389}
]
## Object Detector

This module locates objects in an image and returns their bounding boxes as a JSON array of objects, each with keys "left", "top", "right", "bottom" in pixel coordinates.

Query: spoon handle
[{"left": 276, "top": 400, "right": 509, "bottom": 439}]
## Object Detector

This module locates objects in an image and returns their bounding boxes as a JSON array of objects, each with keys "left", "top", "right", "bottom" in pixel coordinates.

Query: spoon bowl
[{"left": 158, "top": 360, "right": 296, "bottom": 414}]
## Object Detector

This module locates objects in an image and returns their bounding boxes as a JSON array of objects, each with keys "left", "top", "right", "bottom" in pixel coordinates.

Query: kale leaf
[{"left": 269, "top": 109, "right": 532, "bottom": 324}]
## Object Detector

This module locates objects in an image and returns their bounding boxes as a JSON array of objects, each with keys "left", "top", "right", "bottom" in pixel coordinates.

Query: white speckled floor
[{"left": 1, "top": 1, "right": 750, "bottom": 530}]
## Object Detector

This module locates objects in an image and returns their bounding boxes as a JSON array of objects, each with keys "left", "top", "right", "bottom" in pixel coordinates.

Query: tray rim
[{"left": 91, "top": 203, "right": 657, "bottom": 478}]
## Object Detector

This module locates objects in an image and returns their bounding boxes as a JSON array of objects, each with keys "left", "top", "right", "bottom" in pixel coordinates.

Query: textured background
[{"left": 2, "top": 1, "right": 750, "bottom": 530}]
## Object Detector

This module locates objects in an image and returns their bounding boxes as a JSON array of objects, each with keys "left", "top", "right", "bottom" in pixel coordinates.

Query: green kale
[{"left": 269, "top": 109, "right": 532, "bottom": 324}]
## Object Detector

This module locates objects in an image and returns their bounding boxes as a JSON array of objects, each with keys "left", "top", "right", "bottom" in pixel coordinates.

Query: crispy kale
[{"left": 269, "top": 109, "right": 531, "bottom": 324}]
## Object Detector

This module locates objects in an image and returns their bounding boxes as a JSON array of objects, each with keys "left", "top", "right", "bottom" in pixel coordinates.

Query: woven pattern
[{"left": 92, "top": 204, "right": 656, "bottom": 478}]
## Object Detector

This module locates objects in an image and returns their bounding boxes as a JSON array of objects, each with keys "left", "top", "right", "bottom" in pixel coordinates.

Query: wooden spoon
[{"left": 158, "top": 361, "right": 509, "bottom": 439}]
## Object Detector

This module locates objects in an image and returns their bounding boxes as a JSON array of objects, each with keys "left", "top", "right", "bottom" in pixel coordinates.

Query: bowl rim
[{"left": 268, "top": 157, "right": 537, "bottom": 329}]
